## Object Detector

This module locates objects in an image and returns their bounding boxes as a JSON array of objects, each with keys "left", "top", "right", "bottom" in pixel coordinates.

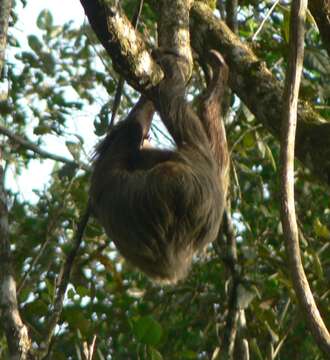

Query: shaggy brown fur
[{"left": 90, "top": 51, "right": 229, "bottom": 284}]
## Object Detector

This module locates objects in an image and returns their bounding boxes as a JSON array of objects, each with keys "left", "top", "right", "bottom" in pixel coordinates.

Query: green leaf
[
  {"left": 181, "top": 350, "right": 197, "bottom": 359},
  {"left": 250, "top": 338, "right": 263, "bottom": 360},
  {"left": 313, "top": 218, "right": 330, "bottom": 240},
  {"left": 76, "top": 286, "right": 90, "bottom": 297},
  {"left": 34, "top": 125, "right": 52, "bottom": 135},
  {"left": 28, "top": 35, "right": 43, "bottom": 53},
  {"left": 37, "top": 10, "right": 53, "bottom": 30},
  {"left": 41, "top": 53, "right": 56, "bottom": 74},
  {"left": 149, "top": 347, "right": 163, "bottom": 360},
  {"left": 67, "top": 288, "right": 76, "bottom": 300},
  {"left": 243, "top": 132, "right": 255, "bottom": 149},
  {"left": 311, "top": 251, "right": 323, "bottom": 279},
  {"left": 133, "top": 316, "right": 163, "bottom": 346}
]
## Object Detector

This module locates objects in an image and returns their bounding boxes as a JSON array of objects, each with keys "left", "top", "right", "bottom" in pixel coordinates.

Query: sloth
[{"left": 90, "top": 50, "right": 229, "bottom": 284}]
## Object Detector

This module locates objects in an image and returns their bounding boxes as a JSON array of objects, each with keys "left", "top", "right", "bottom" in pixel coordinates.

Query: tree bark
[
  {"left": 157, "top": 0, "right": 194, "bottom": 79},
  {"left": 0, "top": 0, "right": 12, "bottom": 73},
  {"left": 80, "top": 0, "right": 163, "bottom": 92},
  {"left": 0, "top": 168, "right": 32, "bottom": 359},
  {"left": 80, "top": 0, "right": 330, "bottom": 186},
  {"left": 0, "top": 1, "right": 33, "bottom": 358},
  {"left": 190, "top": 2, "right": 330, "bottom": 186},
  {"left": 280, "top": 0, "right": 330, "bottom": 355},
  {"left": 308, "top": 0, "right": 330, "bottom": 56}
]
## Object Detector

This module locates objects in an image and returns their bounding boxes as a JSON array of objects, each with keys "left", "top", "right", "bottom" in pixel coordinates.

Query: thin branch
[
  {"left": 17, "top": 178, "right": 78, "bottom": 295},
  {"left": 230, "top": 125, "right": 262, "bottom": 155},
  {"left": 83, "top": 335, "right": 97, "bottom": 360},
  {"left": 17, "top": 228, "right": 53, "bottom": 295},
  {"left": 213, "top": 205, "right": 249, "bottom": 360},
  {"left": 0, "top": 124, "right": 89, "bottom": 171},
  {"left": 280, "top": 0, "right": 330, "bottom": 356},
  {"left": 252, "top": 0, "right": 281, "bottom": 41},
  {"left": 151, "top": 122, "right": 175, "bottom": 145},
  {"left": 218, "top": 208, "right": 241, "bottom": 359},
  {"left": 38, "top": 207, "right": 90, "bottom": 359}
]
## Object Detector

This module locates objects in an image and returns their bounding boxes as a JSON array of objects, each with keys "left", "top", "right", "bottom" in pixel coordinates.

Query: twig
[
  {"left": 83, "top": 335, "right": 97, "bottom": 360},
  {"left": 0, "top": 124, "right": 89, "bottom": 171},
  {"left": 280, "top": 0, "right": 330, "bottom": 355},
  {"left": 38, "top": 206, "right": 90, "bottom": 359},
  {"left": 252, "top": 0, "right": 281, "bottom": 41},
  {"left": 230, "top": 124, "right": 262, "bottom": 155},
  {"left": 17, "top": 178, "right": 77, "bottom": 295}
]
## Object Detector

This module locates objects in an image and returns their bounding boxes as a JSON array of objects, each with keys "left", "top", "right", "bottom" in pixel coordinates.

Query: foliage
[{"left": 0, "top": 1, "right": 329, "bottom": 359}]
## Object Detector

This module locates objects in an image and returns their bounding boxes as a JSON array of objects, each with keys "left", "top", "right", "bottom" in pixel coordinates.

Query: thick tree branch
[
  {"left": 280, "top": 0, "right": 330, "bottom": 355},
  {"left": 158, "top": 0, "right": 193, "bottom": 79},
  {"left": 0, "top": 0, "right": 11, "bottom": 73},
  {"left": 0, "top": 167, "right": 32, "bottom": 359},
  {"left": 308, "top": 0, "right": 330, "bottom": 56},
  {"left": 81, "top": 0, "right": 330, "bottom": 186},
  {"left": 0, "top": 124, "right": 89, "bottom": 171},
  {"left": 109, "top": 0, "right": 144, "bottom": 128},
  {"left": 80, "top": 0, "right": 163, "bottom": 94},
  {"left": 189, "top": 2, "right": 330, "bottom": 186}
]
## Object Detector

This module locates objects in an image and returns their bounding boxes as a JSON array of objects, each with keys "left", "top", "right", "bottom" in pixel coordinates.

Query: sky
[
  {"left": 5, "top": 1, "right": 88, "bottom": 202},
  {"left": 5, "top": 1, "right": 170, "bottom": 202},
  {"left": 18, "top": 0, "right": 85, "bottom": 30}
]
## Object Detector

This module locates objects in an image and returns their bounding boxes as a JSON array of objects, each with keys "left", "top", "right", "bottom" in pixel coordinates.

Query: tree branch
[
  {"left": 79, "top": 0, "right": 163, "bottom": 94},
  {"left": 158, "top": 0, "right": 193, "bottom": 79},
  {"left": 0, "top": 0, "right": 11, "bottom": 73},
  {"left": 81, "top": 0, "right": 330, "bottom": 186},
  {"left": 216, "top": 208, "right": 250, "bottom": 360},
  {"left": 109, "top": 0, "right": 145, "bottom": 128},
  {"left": 308, "top": 0, "right": 330, "bottom": 56},
  {"left": 219, "top": 209, "right": 239, "bottom": 359},
  {"left": 90, "top": 1, "right": 330, "bottom": 186},
  {"left": 38, "top": 208, "right": 90, "bottom": 359},
  {"left": 189, "top": 2, "right": 330, "bottom": 186},
  {"left": 280, "top": 0, "right": 330, "bottom": 355},
  {"left": 0, "top": 124, "right": 89, "bottom": 171},
  {"left": 225, "top": 0, "right": 238, "bottom": 34}
]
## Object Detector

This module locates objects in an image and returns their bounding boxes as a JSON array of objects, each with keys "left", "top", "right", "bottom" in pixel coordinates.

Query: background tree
[{"left": 0, "top": 0, "right": 329, "bottom": 359}]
